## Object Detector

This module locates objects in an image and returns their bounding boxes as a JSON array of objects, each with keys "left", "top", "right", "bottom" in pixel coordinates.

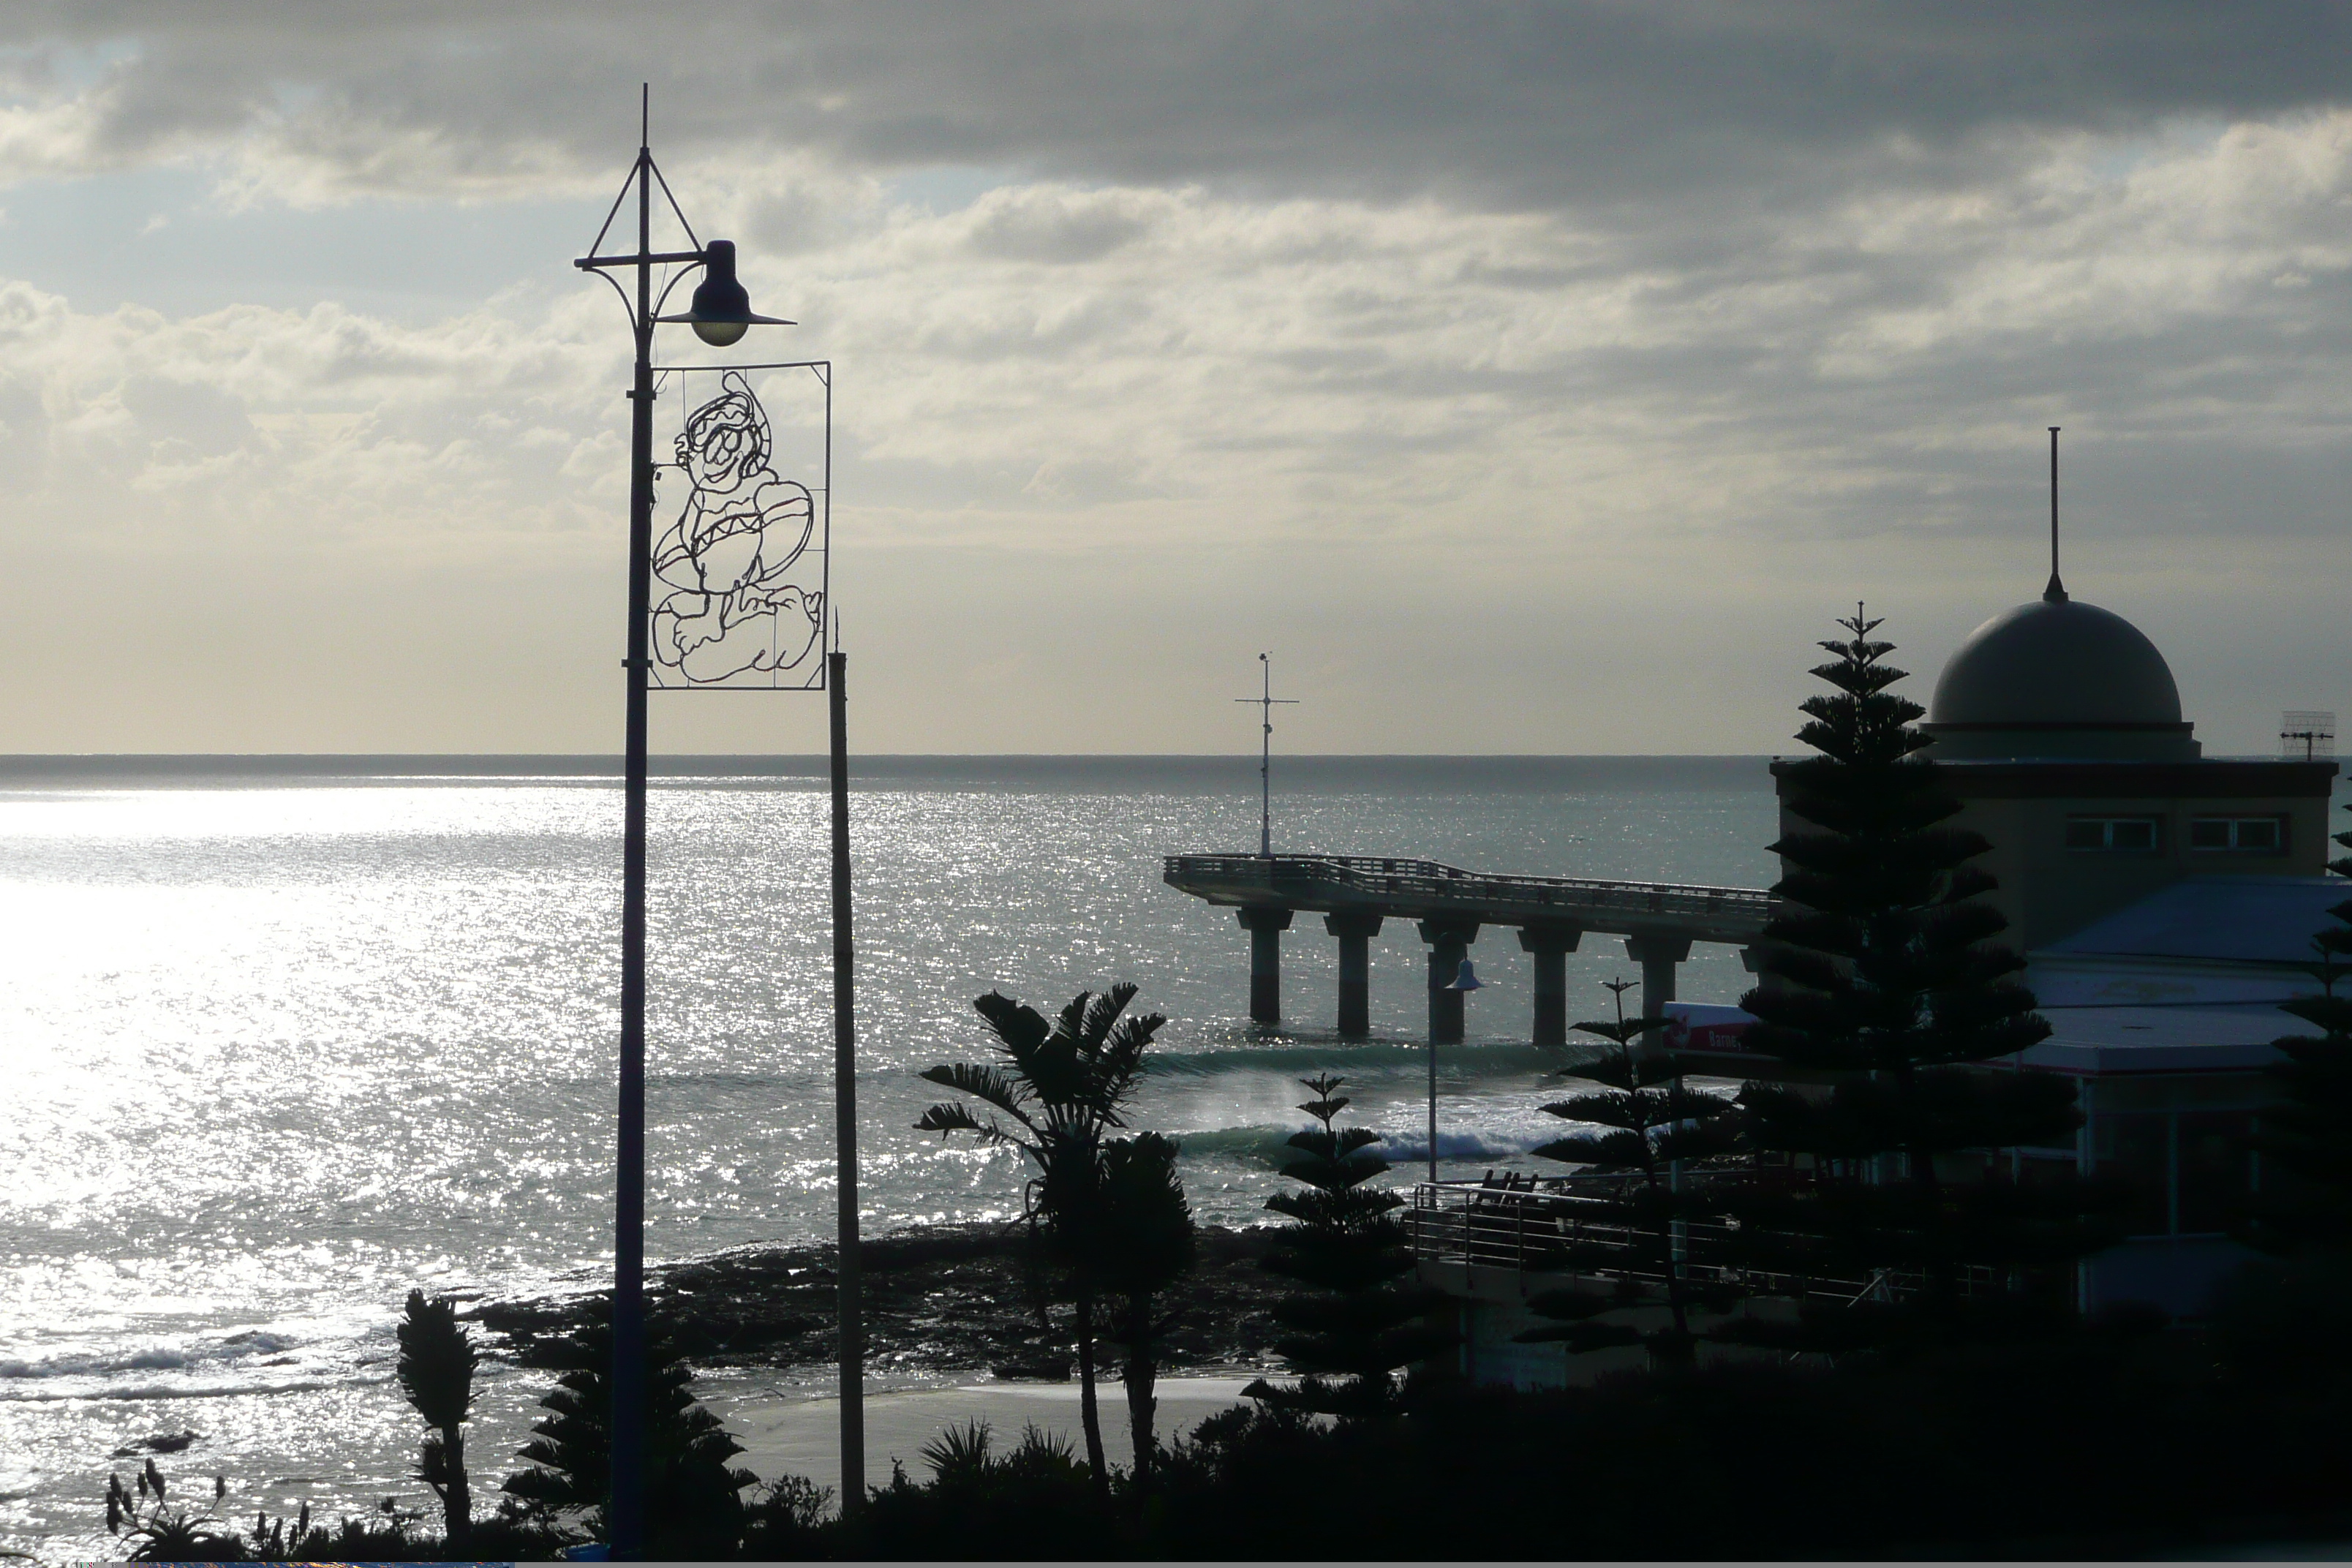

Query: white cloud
[{"left": 0, "top": 8, "right": 2347, "bottom": 753}]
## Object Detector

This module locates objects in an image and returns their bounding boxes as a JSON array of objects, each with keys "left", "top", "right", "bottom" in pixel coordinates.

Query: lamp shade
[
  {"left": 1446, "top": 959, "right": 1484, "bottom": 992},
  {"left": 656, "top": 239, "right": 794, "bottom": 343}
]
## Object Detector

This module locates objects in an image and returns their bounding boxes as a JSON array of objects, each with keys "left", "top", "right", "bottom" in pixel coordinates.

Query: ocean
[{"left": 0, "top": 755, "right": 1777, "bottom": 1560}]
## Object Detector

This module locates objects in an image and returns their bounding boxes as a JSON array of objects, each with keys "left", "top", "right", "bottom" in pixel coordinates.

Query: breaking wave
[
  {"left": 1170, "top": 1120, "right": 1555, "bottom": 1167},
  {"left": 1146, "top": 1040, "right": 1564, "bottom": 1082}
]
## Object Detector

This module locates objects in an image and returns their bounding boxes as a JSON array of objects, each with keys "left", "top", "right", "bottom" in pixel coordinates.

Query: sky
[{"left": 1, "top": 2, "right": 2348, "bottom": 756}]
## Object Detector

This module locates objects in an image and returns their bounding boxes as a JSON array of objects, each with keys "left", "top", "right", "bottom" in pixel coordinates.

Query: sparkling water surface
[{"left": 0, "top": 761, "right": 1775, "bottom": 1559}]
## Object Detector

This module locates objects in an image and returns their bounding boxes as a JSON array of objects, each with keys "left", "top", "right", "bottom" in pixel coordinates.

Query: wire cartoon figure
[{"left": 651, "top": 371, "right": 824, "bottom": 687}]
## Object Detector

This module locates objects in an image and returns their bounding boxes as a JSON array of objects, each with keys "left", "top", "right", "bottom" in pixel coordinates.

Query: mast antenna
[
  {"left": 2045, "top": 425, "right": 2066, "bottom": 603},
  {"left": 1235, "top": 654, "right": 1298, "bottom": 859}
]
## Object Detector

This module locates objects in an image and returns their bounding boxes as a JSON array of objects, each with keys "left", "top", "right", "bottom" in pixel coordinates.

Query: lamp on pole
[
  {"left": 1428, "top": 958, "right": 1485, "bottom": 1184},
  {"left": 573, "top": 87, "right": 791, "bottom": 1559}
]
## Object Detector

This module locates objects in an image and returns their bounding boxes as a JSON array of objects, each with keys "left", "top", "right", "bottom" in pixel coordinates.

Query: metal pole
[
  {"left": 1258, "top": 653, "right": 1271, "bottom": 858},
  {"left": 2049, "top": 426, "right": 2059, "bottom": 580},
  {"left": 2046, "top": 425, "right": 2063, "bottom": 600},
  {"left": 610, "top": 92, "right": 654, "bottom": 1562},
  {"left": 829, "top": 647, "right": 864, "bottom": 1517},
  {"left": 1427, "top": 1010, "right": 1439, "bottom": 1186}
]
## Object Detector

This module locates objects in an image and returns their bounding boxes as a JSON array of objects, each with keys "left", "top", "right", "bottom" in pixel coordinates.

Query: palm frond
[
  {"left": 913, "top": 1101, "right": 1026, "bottom": 1148},
  {"left": 973, "top": 991, "right": 1052, "bottom": 1055},
  {"left": 917, "top": 1061, "right": 1036, "bottom": 1125}
]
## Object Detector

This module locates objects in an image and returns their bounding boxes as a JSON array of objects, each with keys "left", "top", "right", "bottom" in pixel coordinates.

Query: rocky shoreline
[{"left": 467, "top": 1222, "right": 1296, "bottom": 1384}]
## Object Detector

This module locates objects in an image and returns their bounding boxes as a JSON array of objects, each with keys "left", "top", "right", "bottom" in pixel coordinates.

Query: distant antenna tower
[
  {"left": 2281, "top": 710, "right": 2336, "bottom": 761},
  {"left": 1235, "top": 654, "right": 1298, "bottom": 858},
  {"left": 2044, "top": 425, "right": 2067, "bottom": 603}
]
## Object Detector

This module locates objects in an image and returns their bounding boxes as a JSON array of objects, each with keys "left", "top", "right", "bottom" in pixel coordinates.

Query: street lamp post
[
  {"left": 573, "top": 88, "right": 789, "bottom": 1560},
  {"left": 1428, "top": 958, "right": 1485, "bottom": 1184}
]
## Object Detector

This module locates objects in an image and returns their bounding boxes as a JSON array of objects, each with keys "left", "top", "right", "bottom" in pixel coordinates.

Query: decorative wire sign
[{"left": 649, "top": 361, "right": 831, "bottom": 690}]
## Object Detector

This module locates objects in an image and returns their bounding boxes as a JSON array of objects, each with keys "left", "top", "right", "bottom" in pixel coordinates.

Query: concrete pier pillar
[
  {"left": 1323, "top": 912, "right": 1384, "bottom": 1037},
  {"left": 1623, "top": 932, "right": 1692, "bottom": 1022},
  {"left": 1417, "top": 918, "right": 1481, "bottom": 1044},
  {"left": 1237, "top": 906, "right": 1294, "bottom": 1024},
  {"left": 1517, "top": 923, "right": 1583, "bottom": 1047}
]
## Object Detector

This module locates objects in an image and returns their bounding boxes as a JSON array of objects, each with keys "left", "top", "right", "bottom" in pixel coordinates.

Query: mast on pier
[{"left": 1235, "top": 653, "right": 1299, "bottom": 859}]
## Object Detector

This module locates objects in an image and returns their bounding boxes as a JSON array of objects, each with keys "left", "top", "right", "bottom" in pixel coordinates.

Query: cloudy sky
[{"left": 3, "top": 2, "right": 2348, "bottom": 755}]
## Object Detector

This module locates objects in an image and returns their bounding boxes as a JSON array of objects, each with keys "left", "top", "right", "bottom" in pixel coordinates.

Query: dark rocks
[
  {"left": 988, "top": 1356, "right": 1074, "bottom": 1382},
  {"left": 467, "top": 1223, "right": 1295, "bottom": 1381},
  {"left": 110, "top": 1431, "right": 202, "bottom": 1458}
]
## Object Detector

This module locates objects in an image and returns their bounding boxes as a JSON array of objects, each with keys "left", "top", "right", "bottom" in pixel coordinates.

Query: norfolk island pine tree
[
  {"left": 1725, "top": 606, "right": 2117, "bottom": 1349},
  {"left": 1245, "top": 1074, "right": 1455, "bottom": 1420},
  {"left": 500, "top": 1302, "right": 759, "bottom": 1556},
  {"left": 1515, "top": 979, "right": 1742, "bottom": 1370},
  {"left": 2246, "top": 797, "right": 2352, "bottom": 1257},
  {"left": 2215, "top": 837, "right": 2352, "bottom": 1396}
]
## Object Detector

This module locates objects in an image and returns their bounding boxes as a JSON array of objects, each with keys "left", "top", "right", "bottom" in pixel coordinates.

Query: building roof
[
  {"left": 1929, "top": 591, "right": 2184, "bottom": 728},
  {"left": 2041, "top": 875, "right": 2351, "bottom": 967},
  {"left": 2023, "top": 1003, "right": 2296, "bottom": 1075}
]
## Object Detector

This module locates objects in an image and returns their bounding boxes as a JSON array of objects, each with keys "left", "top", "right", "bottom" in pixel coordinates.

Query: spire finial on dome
[{"left": 2044, "top": 425, "right": 2067, "bottom": 603}]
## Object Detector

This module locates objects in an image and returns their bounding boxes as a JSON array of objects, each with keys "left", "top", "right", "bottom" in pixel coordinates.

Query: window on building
[
  {"left": 2189, "top": 816, "right": 2285, "bottom": 853},
  {"left": 2065, "top": 816, "right": 2161, "bottom": 853}
]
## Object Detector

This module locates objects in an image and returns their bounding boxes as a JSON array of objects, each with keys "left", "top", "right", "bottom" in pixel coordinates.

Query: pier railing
[
  {"left": 1409, "top": 1177, "right": 1999, "bottom": 1305},
  {"left": 1164, "top": 853, "right": 1775, "bottom": 936}
]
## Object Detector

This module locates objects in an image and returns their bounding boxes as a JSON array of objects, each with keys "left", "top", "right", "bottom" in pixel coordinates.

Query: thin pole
[
  {"left": 610, "top": 101, "right": 655, "bottom": 1561},
  {"left": 1259, "top": 655, "right": 1271, "bottom": 858},
  {"left": 1427, "top": 1011, "right": 1439, "bottom": 1185},
  {"left": 829, "top": 647, "right": 864, "bottom": 1518},
  {"left": 1233, "top": 655, "right": 1294, "bottom": 859},
  {"left": 2046, "top": 426, "right": 2063, "bottom": 600}
]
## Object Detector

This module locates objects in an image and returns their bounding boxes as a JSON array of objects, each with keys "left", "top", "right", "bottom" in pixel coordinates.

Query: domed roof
[{"left": 1929, "top": 589, "right": 2184, "bottom": 729}]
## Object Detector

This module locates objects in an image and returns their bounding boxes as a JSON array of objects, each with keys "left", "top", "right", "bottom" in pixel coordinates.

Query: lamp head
[
  {"left": 1446, "top": 958, "right": 1484, "bottom": 992},
  {"left": 661, "top": 239, "right": 794, "bottom": 344},
  {"left": 690, "top": 241, "right": 750, "bottom": 345}
]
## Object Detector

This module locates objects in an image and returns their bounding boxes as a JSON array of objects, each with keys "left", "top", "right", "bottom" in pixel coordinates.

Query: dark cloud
[{"left": 8, "top": 1, "right": 2350, "bottom": 209}]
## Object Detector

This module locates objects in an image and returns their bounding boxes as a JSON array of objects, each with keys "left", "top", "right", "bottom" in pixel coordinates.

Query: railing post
[{"left": 1515, "top": 1192, "right": 1526, "bottom": 1293}]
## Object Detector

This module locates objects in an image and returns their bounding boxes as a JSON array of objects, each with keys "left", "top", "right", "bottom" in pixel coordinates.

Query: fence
[{"left": 1409, "top": 1175, "right": 2002, "bottom": 1305}]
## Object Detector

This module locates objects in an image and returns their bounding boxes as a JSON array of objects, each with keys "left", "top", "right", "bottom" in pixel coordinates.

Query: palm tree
[
  {"left": 916, "top": 984, "right": 1166, "bottom": 1495},
  {"left": 396, "top": 1289, "right": 475, "bottom": 1552},
  {"left": 1096, "top": 1131, "right": 1195, "bottom": 1486}
]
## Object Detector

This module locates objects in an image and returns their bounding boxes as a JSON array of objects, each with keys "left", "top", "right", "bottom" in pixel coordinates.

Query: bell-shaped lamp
[
  {"left": 657, "top": 239, "right": 794, "bottom": 344},
  {"left": 1446, "top": 958, "right": 1484, "bottom": 992}
]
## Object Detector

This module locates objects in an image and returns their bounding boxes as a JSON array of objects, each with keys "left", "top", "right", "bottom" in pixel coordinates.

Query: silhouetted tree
[
  {"left": 501, "top": 1305, "right": 758, "bottom": 1557},
  {"left": 1729, "top": 606, "right": 2103, "bottom": 1347},
  {"left": 850, "top": 1418, "right": 1107, "bottom": 1561},
  {"left": 1096, "top": 1131, "right": 1196, "bottom": 1487},
  {"left": 1516, "top": 979, "right": 1741, "bottom": 1369},
  {"left": 2247, "top": 802, "right": 2352, "bottom": 1254},
  {"left": 916, "top": 984, "right": 1166, "bottom": 1495},
  {"left": 396, "top": 1289, "right": 475, "bottom": 1553},
  {"left": 1245, "top": 1074, "right": 1454, "bottom": 1419}
]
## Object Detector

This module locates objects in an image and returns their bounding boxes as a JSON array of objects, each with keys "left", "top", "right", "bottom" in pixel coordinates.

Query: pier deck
[
  {"left": 1164, "top": 853, "right": 1773, "bottom": 943},
  {"left": 1163, "top": 852, "right": 1777, "bottom": 1040}
]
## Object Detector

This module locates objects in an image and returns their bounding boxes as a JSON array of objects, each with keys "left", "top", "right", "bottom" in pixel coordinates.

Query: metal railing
[
  {"left": 1408, "top": 1177, "right": 2000, "bottom": 1305},
  {"left": 1164, "top": 853, "right": 1775, "bottom": 930}
]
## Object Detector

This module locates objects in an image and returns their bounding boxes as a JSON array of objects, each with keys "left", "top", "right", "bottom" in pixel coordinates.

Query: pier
[{"left": 1163, "top": 853, "right": 1775, "bottom": 1041}]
